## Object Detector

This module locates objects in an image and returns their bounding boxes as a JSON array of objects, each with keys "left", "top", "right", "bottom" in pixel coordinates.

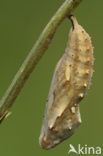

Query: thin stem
[{"left": 0, "top": 0, "right": 82, "bottom": 123}]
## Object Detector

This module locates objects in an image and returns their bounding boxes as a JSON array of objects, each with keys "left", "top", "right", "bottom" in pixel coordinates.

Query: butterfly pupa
[{"left": 39, "top": 15, "right": 94, "bottom": 149}]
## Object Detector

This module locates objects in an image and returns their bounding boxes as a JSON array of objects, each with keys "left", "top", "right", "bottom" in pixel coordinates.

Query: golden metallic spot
[
  {"left": 85, "top": 38, "right": 88, "bottom": 41},
  {"left": 83, "top": 83, "right": 87, "bottom": 88},
  {"left": 74, "top": 103, "right": 78, "bottom": 107},
  {"left": 69, "top": 126, "right": 72, "bottom": 130},
  {"left": 71, "top": 107, "right": 76, "bottom": 114},
  {"left": 43, "top": 136, "right": 47, "bottom": 141},
  {"left": 79, "top": 93, "right": 84, "bottom": 98},
  {"left": 86, "top": 47, "right": 90, "bottom": 52},
  {"left": 65, "top": 67, "right": 71, "bottom": 81},
  {"left": 68, "top": 121, "right": 72, "bottom": 130},
  {"left": 49, "top": 123, "right": 54, "bottom": 129},
  {"left": 86, "top": 58, "right": 91, "bottom": 63},
  {"left": 85, "top": 69, "right": 89, "bottom": 75}
]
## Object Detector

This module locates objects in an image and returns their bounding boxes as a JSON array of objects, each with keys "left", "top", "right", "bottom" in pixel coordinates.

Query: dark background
[{"left": 0, "top": 0, "right": 102, "bottom": 155}]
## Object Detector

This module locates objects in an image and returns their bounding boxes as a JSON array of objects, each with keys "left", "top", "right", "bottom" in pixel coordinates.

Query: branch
[{"left": 0, "top": 0, "right": 82, "bottom": 123}]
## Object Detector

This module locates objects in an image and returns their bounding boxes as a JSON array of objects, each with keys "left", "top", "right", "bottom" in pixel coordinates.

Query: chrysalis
[{"left": 39, "top": 15, "right": 94, "bottom": 149}]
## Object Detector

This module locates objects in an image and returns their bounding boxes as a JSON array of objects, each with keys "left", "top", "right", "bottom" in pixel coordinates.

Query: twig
[{"left": 0, "top": 0, "right": 82, "bottom": 123}]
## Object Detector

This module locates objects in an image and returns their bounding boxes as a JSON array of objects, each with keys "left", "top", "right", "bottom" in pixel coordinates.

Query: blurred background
[{"left": 0, "top": 0, "right": 102, "bottom": 155}]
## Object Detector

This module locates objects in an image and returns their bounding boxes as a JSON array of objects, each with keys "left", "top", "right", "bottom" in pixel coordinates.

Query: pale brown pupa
[{"left": 39, "top": 15, "right": 94, "bottom": 149}]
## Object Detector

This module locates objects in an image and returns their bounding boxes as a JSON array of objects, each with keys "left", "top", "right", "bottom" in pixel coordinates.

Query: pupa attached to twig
[{"left": 39, "top": 15, "right": 94, "bottom": 149}]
